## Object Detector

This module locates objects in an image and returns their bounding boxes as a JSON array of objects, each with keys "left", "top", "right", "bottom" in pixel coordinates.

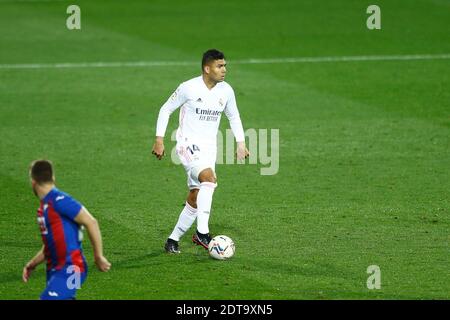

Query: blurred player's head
[
  {"left": 30, "top": 159, "right": 55, "bottom": 196},
  {"left": 202, "top": 49, "right": 227, "bottom": 83}
]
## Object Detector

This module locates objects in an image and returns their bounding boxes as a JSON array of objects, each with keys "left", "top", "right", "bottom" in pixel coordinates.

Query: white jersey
[{"left": 156, "top": 76, "right": 245, "bottom": 146}]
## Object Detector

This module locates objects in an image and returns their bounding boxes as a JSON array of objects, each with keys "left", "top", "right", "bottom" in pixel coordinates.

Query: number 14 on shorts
[{"left": 186, "top": 144, "right": 200, "bottom": 155}]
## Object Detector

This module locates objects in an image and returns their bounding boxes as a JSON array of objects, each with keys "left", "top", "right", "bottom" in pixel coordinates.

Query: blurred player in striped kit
[{"left": 23, "top": 159, "right": 111, "bottom": 299}]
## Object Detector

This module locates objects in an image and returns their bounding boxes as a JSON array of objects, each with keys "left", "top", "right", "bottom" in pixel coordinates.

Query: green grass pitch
[{"left": 0, "top": 0, "right": 449, "bottom": 299}]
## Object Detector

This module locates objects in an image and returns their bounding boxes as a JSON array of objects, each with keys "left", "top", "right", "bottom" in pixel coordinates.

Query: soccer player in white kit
[{"left": 152, "top": 49, "right": 249, "bottom": 253}]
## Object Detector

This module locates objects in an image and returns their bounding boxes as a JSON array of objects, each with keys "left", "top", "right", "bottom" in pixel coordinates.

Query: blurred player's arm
[
  {"left": 22, "top": 245, "right": 45, "bottom": 282},
  {"left": 152, "top": 85, "right": 186, "bottom": 160},
  {"left": 74, "top": 207, "right": 111, "bottom": 272},
  {"left": 224, "top": 89, "right": 249, "bottom": 161}
]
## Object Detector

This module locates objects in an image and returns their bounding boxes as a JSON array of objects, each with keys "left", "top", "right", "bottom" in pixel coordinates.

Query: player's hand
[
  {"left": 236, "top": 142, "right": 250, "bottom": 162},
  {"left": 152, "top": 137, "right": 165, "bottom": 160},
  {"left": 22, "top": 263, "right": 35, "bottom": 283},
  {"left": 95, "top": 256, "right": 111, "bottom": 272}
]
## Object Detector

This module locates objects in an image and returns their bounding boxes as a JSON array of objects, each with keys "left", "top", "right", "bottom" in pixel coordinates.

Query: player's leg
[
  {"left": 171, "top": 141, "right": 217, "bottom": 250},
  {"left": 186, "top": 188, "right": 199, "bottom": 208},
  {"left": 192, "top": 167, "right": 217, "bottom": 249},
  {"left": 165, "top": 189, "right": 199, "bottom": 253},
  {"left": 165, "top": 142, "right": 201, "bottom": 253}
]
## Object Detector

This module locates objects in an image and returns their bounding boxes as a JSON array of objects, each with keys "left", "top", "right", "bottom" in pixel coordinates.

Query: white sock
[
  {"left": 168, "top": 202, "right": 198, "bottom": 241},
  {"left": 196, "top": 182, "right": 217, "bottom": 234}
]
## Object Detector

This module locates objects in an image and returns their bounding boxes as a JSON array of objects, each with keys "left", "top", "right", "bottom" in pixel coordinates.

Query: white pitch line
[
  {"left": 242, "top": 53, "right": 450, "bottom": 64},
  {"left": 0, "top": 61, "right": 198, "bottom": 69},
  {"left": 1, "top": 53, "right": 449, "bottom": 70},
  {"left": 0, "top": 0, "right": 66, "bottom": 3}
]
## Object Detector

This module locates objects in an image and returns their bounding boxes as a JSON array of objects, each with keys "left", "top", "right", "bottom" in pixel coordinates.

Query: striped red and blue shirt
[{"left": 36, "top": 188, "right": 87, "bottom": 272}]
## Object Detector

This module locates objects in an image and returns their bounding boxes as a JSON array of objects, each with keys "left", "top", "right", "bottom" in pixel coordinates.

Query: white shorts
[{"left": 176, "top": 140, "right": 217, "bottom": 190}]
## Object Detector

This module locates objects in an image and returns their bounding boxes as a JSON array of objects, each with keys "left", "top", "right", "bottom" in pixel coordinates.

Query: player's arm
[
  {"left": 152, "top": 84, "right": 186, "bottom": 160},
  {"left": 74, "top": 207, "right": 111, "bottom": 272},
  {"left": 23, "top": 245, "right": 45, "bottom": 282},
  {"left": 224, "top": 89, "right": 249, "bottom": 161}
]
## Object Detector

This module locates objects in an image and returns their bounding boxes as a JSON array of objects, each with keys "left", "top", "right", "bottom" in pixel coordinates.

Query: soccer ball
[{"left": 208, "top": 235, "right": 235, "bottom": 260}]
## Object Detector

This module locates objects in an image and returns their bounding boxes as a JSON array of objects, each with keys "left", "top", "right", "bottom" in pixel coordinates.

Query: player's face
[{"left": 206, "top": 59, "right": 227, "bottom": 83}]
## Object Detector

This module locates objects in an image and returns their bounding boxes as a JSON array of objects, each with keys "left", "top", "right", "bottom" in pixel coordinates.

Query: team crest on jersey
[{"left": 219, "top": 98, "right": 224, "bottom": 107}]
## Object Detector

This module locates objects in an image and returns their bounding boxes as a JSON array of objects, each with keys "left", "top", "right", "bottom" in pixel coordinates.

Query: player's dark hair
[
  {"left": 202, "top": 49, "right": 225, "bottom": 72},
  {"left": 30, "top": 159, "right": 54, "bottom": 184}
]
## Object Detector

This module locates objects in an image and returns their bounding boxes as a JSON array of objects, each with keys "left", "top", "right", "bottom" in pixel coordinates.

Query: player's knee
[{"left": 198, "top": 168, "right": 217, "bottom": 184}]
